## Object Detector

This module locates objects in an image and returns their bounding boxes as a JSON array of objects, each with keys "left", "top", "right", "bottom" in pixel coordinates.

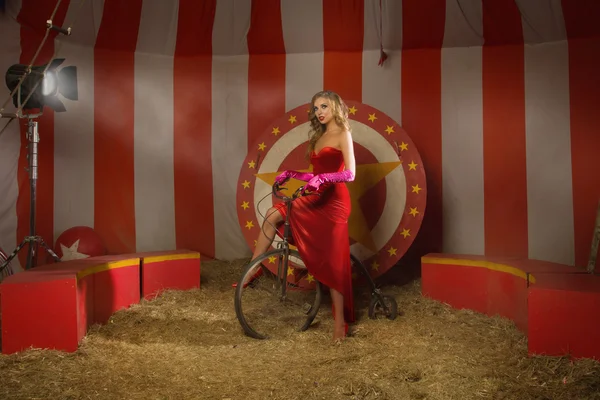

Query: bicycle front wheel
[
  {"left": 234, "top": 248, "right": 322, "bottom": 339},
  {"left": 0, "top": 247, "right": 13, "bottom": 282}
]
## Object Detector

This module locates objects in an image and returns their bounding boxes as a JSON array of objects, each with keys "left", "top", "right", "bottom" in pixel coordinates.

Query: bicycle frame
[{"left": 271, "top": 181, "right": 307, "bottom": 300}]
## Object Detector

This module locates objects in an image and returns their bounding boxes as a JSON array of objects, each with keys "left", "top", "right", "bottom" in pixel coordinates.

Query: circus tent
[{"left": 0, "top": 0, "right": 598, "bottom": 275}]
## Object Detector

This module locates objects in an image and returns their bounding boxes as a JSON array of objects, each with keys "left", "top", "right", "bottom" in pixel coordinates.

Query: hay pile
[{"left": 0, "top": 259, "right": 599, "bottom": 400}]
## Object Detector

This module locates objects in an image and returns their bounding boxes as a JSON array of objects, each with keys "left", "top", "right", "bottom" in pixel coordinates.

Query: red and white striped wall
[{"left": 0, "top": 0, "right": 597, "bottom": 272}]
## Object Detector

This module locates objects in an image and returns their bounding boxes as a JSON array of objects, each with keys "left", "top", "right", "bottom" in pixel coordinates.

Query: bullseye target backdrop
[{"left": 236, "top": 101, "right": 427, "bottom": 287}]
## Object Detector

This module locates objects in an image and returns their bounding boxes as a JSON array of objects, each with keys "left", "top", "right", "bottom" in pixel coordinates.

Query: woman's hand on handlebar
[
  {"left": 275, "top": 170, "right": 315, "bottom": 185},
  {"left": 272, "top": 182, "right": 317, "bottom": 200}
]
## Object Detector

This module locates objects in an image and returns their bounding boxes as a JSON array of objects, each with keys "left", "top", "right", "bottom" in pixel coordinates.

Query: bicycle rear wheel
[{"left": 234, "top": 248, "right": 322, "bottom": 339}]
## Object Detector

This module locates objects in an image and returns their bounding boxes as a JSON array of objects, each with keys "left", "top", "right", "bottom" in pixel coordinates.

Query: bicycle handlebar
[{"left": 272, "top": 180, "right": 318, "bottom": 201}]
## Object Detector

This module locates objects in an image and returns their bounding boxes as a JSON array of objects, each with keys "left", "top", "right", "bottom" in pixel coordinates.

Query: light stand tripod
[
  {"left": 0, "top": 115, "right": 61, "bottom": 275},
  {"left": 0, "top": 15, "right": 77, "bottom": 278}
]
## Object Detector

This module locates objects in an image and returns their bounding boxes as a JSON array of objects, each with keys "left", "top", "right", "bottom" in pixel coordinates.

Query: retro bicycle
[{"left": 234, "top": 181, "right": 398, "bottom": 340}]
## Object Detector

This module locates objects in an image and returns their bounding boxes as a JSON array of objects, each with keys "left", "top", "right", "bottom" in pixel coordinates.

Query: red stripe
[
  {"left": 562, "top": 0, "right": 600, "bottom": 267},
  {"left": 482, "top": 1, "right": 528, "bottom": 258},
  {"left": 322, "top": 0, "right": 364, "bottom": 102},
  {"left": 246, "top": 0, "right": 286, "bottom": 151},
  {"left": 93, "top": 0, "right": 142, "bottom": 254},
  {"left": 401, "top": 0, "right": 445, "bottom": 261},
  {"left": 173, "top": 0, "right": 216, "bottom": 259},
  {"left": 15, "top": 0, "right": 70, "bottom": 267}
]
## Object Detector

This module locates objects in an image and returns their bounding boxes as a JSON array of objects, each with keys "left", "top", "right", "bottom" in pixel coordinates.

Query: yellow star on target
[
  {"left": 248, "top": 160, "right": 256, "bottom": 169},
  {"left": 268, "top": 255, "right": 277, "bottom": 263},
  {"left": 272, "top": 127, "right": 281, "bottom": 135},
  {"left": 242, "top": 180, "right": 251, "bottom": 189},
  {"left": 387, "top": 247, "right": 397, "bottom": 256},
  {"left": 241, "top": 201, "right": 250, "bottom": 210},
  {"left": 348, "top": 106, "right": 357, "bottom": 115},
  {"left": 412, "top": 184, "right": 422, "bottom": 194},
  {"left": 398, "top": 142, "right": 408, "bottom": 151},
  {"left": 245, "top": 221, "right": 254, "bottom": 229},
  {"left": 258, "top": 142, "right": 267, "bottom": 151},
  {"left": 306, "top": 274, "right": 315, "bottom": 283},
  {"left": 409, "top": 207, "right": 419, "bottom": 217},
  {"left": 255, "top": 160, "right": 401, "bottom": 253},
  {"left": 408, "top": 161, "right": 418, "bottom": 171},
  {"left": 288, "top": 115, "right": 297, "bottom": 124},
  {"left": 346, "top": 161, "right": 401, "bottom": 252},
  {"left": 385, "top": 125, "right": 394, "bottom": 135},
  {"left": 401, "top": 228, "right": 410, "bottom": 238},
  {"left": 371, "top": 260, "right": 380, "bottom": 271},
  {"left": 287, "top": 267, "right": 294, "bottom": 276},
  {"left": 368, "top": 113, "right": 377, "bottom": 122}
]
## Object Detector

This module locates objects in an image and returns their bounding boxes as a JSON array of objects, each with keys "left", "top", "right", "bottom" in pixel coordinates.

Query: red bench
[
  {"left": 0, "top": 250, "right": 201, "bottom": 354},
  {"left": 421, "top": 253, "right": 599, "bottom": 361},
  {"left": 82, "top": 250, "right": 202, "bottom": 299},
  {"left": 137, "top": 250, "right": 201, "bottom": 299},
  {"left": 1, "top": 254, "right": 140, "bottom": 354},
  {"left": 528, "top": 272, "right": 600, "bottom": 359}
]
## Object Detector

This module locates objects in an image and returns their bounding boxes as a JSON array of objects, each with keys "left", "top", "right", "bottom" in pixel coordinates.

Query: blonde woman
[{"left": 248, "top": 90, "right": 356, "bottom": 342}]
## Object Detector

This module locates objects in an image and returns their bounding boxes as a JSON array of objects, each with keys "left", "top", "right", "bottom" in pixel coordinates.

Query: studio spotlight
[{"left": 4, "top": 58, "right": 77, "bottom": 113}]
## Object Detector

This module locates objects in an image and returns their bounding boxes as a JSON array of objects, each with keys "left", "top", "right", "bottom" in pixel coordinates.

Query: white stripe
[
  {"left": 441, "top": 3, "right": 485, "bottom": 255},
  {"left": 516, "top": 0, "right": 567, "bottom": 44},
  {"left": 56, "top": 0, "right": 104, "bottom": 49},
  {"left": 132, "top": 0, "right": 179, "bottom": 252},
  {"left": 212, "top": 0, "right": 251, "bottom": 260},
  {"left": 362, "top": 0, "right": 403, "bottom": 124},
  {"left": 211, "top": 0, "right": 251, "bottom": 56},
  {"left": 523, "top": 40, "right": 574, "bottom": 263},
  {"left": 281, "top": 0, "right": 324, "bottom": 111},
  {"left": 442, "top": 0, "right": 483, "bottom": 48},
  {"left": 53, "top": 0, "right": 100, "bottom": 243},
  {"left": 0, "top": 9, "right": 23, "bottom": 273}
]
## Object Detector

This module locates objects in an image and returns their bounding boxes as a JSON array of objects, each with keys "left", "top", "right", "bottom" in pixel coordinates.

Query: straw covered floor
[{"left": 1, "top": 259, "right": 599, "bottom": 399}]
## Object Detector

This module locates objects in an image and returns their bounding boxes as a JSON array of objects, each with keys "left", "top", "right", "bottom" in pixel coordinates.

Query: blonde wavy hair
[{"left": 306, "top": 90, "right": 351, "bottom": 159}]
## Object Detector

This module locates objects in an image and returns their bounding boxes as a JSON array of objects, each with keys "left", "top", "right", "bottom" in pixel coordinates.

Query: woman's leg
[
  {"left": 330, "top": 288, "right": 346, "bottom": 341},
  {"left": 233, "top": 207, "right": 283, "bottom": 288},
  {"left": 252, "top": 207, "right": 283, "bottom": 258}
]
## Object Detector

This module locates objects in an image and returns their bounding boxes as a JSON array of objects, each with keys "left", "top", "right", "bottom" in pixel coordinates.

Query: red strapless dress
[{"left": 274, "top": 146, "right": 354, "bottom": 324}]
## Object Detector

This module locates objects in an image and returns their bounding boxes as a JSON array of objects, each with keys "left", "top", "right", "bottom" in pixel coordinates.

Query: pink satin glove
[
  {"left": 303, "top": 169, "right": 355, "bottom": 192},
  {"left": 275, "top": 170, "right": 315, "bottom": 185}
]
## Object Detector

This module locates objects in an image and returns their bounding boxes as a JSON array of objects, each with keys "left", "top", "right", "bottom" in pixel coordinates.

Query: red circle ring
[{"left": 236, "top": 101, "right": 427, "bottom": 285}]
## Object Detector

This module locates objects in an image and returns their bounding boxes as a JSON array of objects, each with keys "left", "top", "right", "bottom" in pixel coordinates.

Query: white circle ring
[{"left": 253, "top": 120, "right": 406, "bottom": 261}]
